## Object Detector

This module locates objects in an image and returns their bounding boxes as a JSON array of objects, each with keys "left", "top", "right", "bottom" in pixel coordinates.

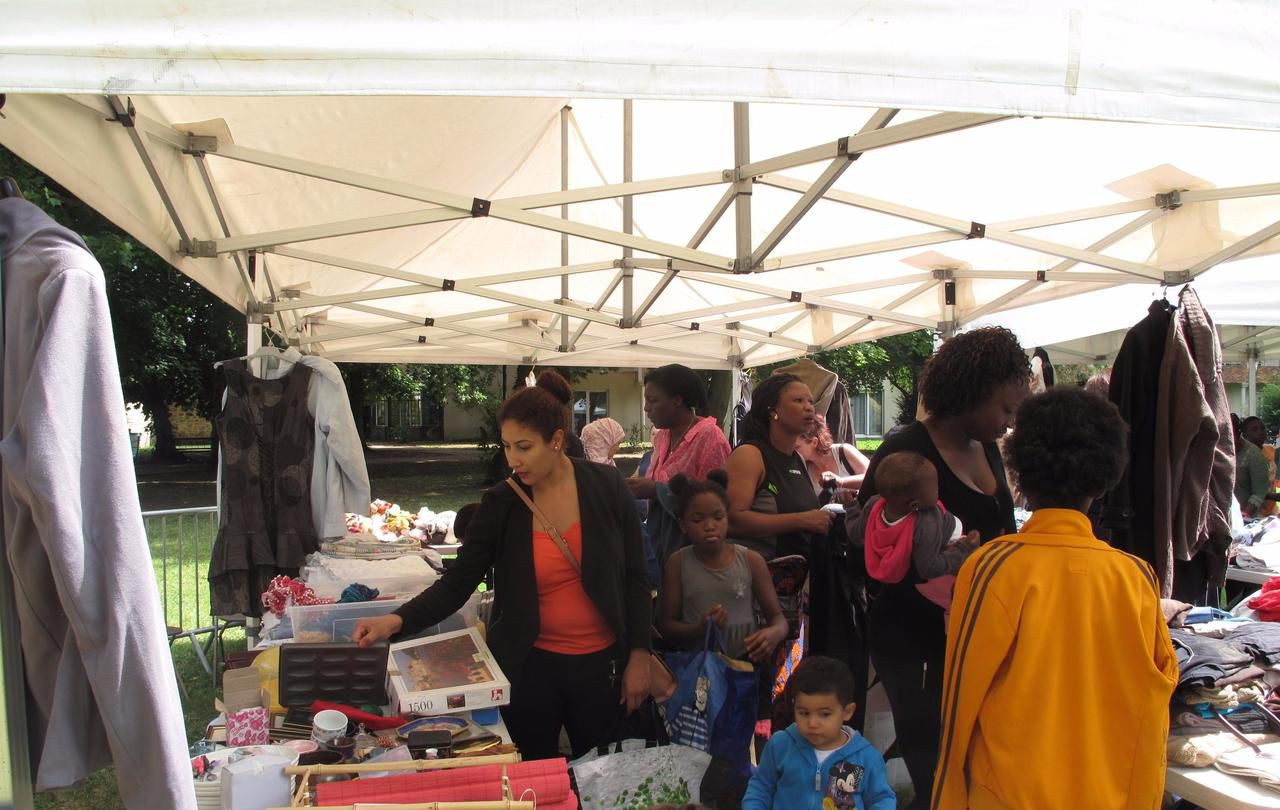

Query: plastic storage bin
[{"left": 287, "top": 599, "right": 408, "bottom": 643}]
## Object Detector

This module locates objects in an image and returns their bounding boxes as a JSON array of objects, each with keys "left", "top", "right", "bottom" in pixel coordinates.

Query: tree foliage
[
  {"left": 1260, "top": 384, "right": 1280, "bottom": 438},
  {"left": 1, "top": 145, "right": 242, "bottom": 460},
  {"left": 758, "top": 330, "right": 936, "bottom": 428}
]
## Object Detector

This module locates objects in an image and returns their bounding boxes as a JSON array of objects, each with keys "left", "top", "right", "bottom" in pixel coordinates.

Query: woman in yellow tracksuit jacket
[{"left": 932, "top": 389, "right": 1179, "bottom": 810}]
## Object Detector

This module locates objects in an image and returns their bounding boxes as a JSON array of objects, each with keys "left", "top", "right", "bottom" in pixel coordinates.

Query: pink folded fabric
[{"left": 317, "top": 758, "right": 571, "bottom": 806}]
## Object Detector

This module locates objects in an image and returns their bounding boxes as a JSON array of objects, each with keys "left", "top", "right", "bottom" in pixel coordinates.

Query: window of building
[
  {"left": 851, "top": 390, "right": 884, "bottom": 437},
  {"left": 572, "top": 391, "right": 610, "bottom": 434}
]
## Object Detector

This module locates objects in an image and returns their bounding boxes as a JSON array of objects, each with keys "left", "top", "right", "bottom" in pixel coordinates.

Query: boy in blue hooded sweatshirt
[{"left": 743, "top": 656, "right": 896, "bottom": 810}]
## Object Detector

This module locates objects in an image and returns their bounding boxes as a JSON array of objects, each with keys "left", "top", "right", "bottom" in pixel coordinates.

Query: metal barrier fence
[{"left": 144, "top": 506, "right": 219, "bottom": 678}]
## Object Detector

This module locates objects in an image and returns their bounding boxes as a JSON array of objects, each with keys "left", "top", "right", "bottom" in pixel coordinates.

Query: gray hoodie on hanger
[{"left": 0, "top": 198, "right": 195, "bottom": 809}]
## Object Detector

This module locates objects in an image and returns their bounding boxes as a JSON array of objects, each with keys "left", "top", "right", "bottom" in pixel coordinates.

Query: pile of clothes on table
[
  {"left": 1165, "top": 595, "right": 1280, "bottom": 792},
  {"left": 1232, "top": 515, "right": 1280, "bottom": 571}
]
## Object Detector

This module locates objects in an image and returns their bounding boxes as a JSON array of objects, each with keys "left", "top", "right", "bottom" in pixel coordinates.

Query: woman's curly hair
[
  {"left": 921, "top": 327, "right": 1030, "bottom": 419},
  {"left": 1004, "top": 388, "right": 1127, "bottom": 507}
]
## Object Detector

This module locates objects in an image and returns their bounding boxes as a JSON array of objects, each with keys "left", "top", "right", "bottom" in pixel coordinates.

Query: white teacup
[{"left": 311, "top": 710, "right": 348, "bottom": 745}]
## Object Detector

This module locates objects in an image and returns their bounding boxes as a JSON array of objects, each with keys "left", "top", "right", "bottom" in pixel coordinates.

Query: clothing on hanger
[
  {"left": 214, "top": 346, "right": 370, "bottom": 540},
  {"left": 0, "top": 197, "right": 194, "bottom": 808}
]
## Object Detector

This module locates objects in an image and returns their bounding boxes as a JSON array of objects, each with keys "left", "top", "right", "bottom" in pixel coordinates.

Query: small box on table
[{"left": 387, "top": 628, "right": 510, "bottom": 716}]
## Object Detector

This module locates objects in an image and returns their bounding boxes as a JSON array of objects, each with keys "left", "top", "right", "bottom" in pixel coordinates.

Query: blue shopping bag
[{"left": 662, "top": 621, "right": 757, "bottom": 775}]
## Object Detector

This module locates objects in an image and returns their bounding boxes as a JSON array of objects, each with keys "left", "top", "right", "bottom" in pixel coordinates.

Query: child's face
[
  {"left": 793, "top": 691, "right": 855, "bottom": 750},
  {"left": 682, "top": 492, "right": 728, "bottom": 550}
]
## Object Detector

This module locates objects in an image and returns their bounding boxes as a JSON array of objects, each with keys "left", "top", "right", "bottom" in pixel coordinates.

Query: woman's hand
[
  {"left": 743, "top": 624, "right": 787, "bottom": 663},
  {"left": 625, "top": 476, "right": 658, "bottom": 500},
  {"left": 620, "top": 649, "right": 651, "bottom": 714},
  {"left": 797, "top": 508, "right": 835, "bottom": 535},
  {"left": 351, "top": 614, "right": 403, "bottom": 647}
]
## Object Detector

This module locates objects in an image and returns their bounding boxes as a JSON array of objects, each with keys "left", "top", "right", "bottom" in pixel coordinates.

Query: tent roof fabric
[
  {"left": 6, "top": 1, "right": 1280, "bottom": 130},
  {"left": 3, "top": 4, "right": 1280, "bottom": 369}
]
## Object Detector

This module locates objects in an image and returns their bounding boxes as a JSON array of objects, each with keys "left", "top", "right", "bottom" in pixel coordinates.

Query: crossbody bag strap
[{"left": 505, "top": 477, "right": 581, "bottom": 575}]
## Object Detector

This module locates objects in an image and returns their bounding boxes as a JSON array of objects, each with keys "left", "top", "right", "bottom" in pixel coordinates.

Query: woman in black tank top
[
  {"left": 723, "top": 374, "right": 835, "bottom": 560},
  {"left": 856, "top": 327, "right": 1030, "bottom": 810}
]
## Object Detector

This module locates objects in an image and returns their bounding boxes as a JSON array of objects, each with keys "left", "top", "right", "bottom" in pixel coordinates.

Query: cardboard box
[{"left": 387, "top": 628, "right": 510, "bottom": 716}]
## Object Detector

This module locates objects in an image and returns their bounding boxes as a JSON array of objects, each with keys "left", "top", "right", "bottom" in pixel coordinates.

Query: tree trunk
[{"left": 140, "top": 378, "right": 186, "bottom": 462}]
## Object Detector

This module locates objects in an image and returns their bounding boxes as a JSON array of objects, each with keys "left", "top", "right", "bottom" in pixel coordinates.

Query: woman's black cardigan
[{"left": 393, "top": 458, "right": 652, "bottom": 683}]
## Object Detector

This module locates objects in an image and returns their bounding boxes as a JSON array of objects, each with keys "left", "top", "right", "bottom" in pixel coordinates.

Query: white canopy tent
[
  {"left": 4, "top": 2, "right": 1280, "bottom": 371},
  {"left": 4, "top": 4, "right": 1280, "bottom": 807}
]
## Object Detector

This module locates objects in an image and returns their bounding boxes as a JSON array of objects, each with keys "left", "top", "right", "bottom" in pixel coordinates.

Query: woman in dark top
[
  {"left": 855, "top": 326, "right": 1029, "bottom": 810},
  {"left": 723, "top": 374, "right": 837, "bottom": 560},
  {"left": 352, "top": 372, "right": 651, "bottom": 760}
]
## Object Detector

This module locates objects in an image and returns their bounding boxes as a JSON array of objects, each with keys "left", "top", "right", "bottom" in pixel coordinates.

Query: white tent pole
[
  {"left": 192, "top": 154, "right": 256, "bottom": 304},
  {"left": 1223, "top": 328, "right": 1272, "bottom": 352},
  {"left": 568, "top": 271, "right": 625, "bottom": 349},
  {"left": 737, "top": 112, "right": 1004, "bottom": 179},
  {"left": 622, "top": 100, "right": 635, "bottom": 326},
  {"left": 760, "top": 175, "right": 1166, "bottom": 280},
  {"left": 750, "top": 156, "right": 853, "bottom": 268},
  {"left": 733, "top": 102, "right": 752, "bottom": 272},
  {"left": 105, "top": 96, "right": 192, "bottom": 247},
  {"left": 1187, "top": 217, "right": 1280, "bottom": 278},
  {"left": 1249, "top": 348, "right": 1260, "bottom": 417},
  {"left": 560, "top": 105, "right": 571, "bottom": 352},
  {"left": 821, "top": 280, "right": 939, "bottom": 349}
]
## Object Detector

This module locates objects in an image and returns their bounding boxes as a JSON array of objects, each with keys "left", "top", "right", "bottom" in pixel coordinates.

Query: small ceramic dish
[
  {"left": 396, "top": 715, "right": 470, "bottom": 737},
  {"left": 282, "top": 739, "right": 319, "bottom": 754}
]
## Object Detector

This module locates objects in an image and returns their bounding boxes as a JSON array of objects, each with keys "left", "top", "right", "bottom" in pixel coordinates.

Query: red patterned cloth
[
  {"left": 646, "top": 416, "right": 732, "bottom": 483},
  {"left": 316, "top": 758, "right": 574, "bottom": 807},
  {"left": 260, "top": 575, "right": 332, "bottom": 618}
]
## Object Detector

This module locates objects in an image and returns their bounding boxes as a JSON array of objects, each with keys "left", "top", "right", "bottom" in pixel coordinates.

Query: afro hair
[
  {"left": 1004, "top": 388, "right": 1127, "bottom": 508},
  {"left": 921, "top": 326, "right": 1029, "bottom": 419}
]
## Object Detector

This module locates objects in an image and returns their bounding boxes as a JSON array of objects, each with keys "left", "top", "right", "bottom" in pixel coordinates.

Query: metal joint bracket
[
  {"left": 723, "top": 169, "right": 736, "bottom": 182},
  {"left": 807, "top": 344, "right": 821, "bottom": 353},
  {"left": 1156, "top": 191, "right": 1183, "bottom": 211},
  {"left": 789, "top": 291, "right": 803, "bottom": 303},
  {"left": 181, "top": 239, "right": 218, "bottom": 258},
  {"left": 967, "top": 222, "right": 986, "bottom": 239},
  {"left": 732, "top": 258, "right": 751, "bottom": 273},
  {"left": 689, "top": 322, "right": 700, "bottom": 331},
  {"left": 836, "top": 136, "right": 850, "bottom": 156},
  {"left": 182, "top": 134, "right": 218, "bottom": 155},
  {"left": 1036, "top": 270, "right": 1047, "bottom": 282},
  {"left": 470, "top": 198, "right": 491, "bottom": 217},
  {"left": 110, "top": 97, "right": 136, "bottom": 127},
  {"left": 286, "top": 336, "right": 301, "bottom": 347},
  {"left": 423, "top": 317, "right": 435, "bottom": 327},
  {"left": 248, "top": 300, "right": 272, "bottom": 316},
  {"left": 1163, "top": 270, "right": 1192, "bottom": 285},
  {"left": 805, "top": 302, "right": 819, "bottom": 310},
  {"left": 557, "top": 344, "right": 569, "bottom": 353},
  {"left": 932, "top": 268, "right": 954, "bottom": 280},
  {"left": 629, "top": 340, "right": 639, "bottom": 346},
  {"left": 441, "top": 279, "right": 456, "bottom": 291},
  {"left": 418, "top": 335, "right": 427, "bottom": 344},
  {"left": 944, "top": 280, "right": 958, "bottom": 306}
]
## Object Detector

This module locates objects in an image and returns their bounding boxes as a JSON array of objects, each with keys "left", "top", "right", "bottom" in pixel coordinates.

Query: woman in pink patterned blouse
[{"left": 626, "top": 364, "right": 732, "bottom": 499}]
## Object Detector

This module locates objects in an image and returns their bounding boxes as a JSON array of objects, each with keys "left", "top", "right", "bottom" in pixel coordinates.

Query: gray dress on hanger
[{"left": 209, "top": 360, "right": 318, "bottom": 617}]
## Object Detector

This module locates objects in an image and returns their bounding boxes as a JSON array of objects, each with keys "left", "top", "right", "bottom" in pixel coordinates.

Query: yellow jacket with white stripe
[{"left": 931, "top": 509, "right": 1179, "bottom": 810}]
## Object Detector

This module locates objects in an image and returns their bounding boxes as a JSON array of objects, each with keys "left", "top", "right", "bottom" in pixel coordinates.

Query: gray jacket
[{"left": 0, "top": 198, "right": 194, "bottom": 809}]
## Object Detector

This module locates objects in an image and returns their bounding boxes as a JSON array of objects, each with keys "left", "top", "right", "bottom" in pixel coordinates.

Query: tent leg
[
  {"left": 560, "top": 105, "right": 570, "bottom": 351},
  {"left": 733, "top": 102, "right": 751, "bottom": 272},
  {"left": 1248, "top": 349, "right": 1259, "bottom": 416},
  {"left": 622, "top": 99, "right": 634, "bottom": 326}
]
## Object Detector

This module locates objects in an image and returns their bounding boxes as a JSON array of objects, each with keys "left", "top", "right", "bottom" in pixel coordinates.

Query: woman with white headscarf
[{"left": 581, "top": 417, "right": 626, "bottom": 465}]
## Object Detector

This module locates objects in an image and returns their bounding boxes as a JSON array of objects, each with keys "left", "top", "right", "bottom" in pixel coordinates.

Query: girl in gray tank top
[{"left": 657, "top": 471, "right": 789, "bottom": 662}]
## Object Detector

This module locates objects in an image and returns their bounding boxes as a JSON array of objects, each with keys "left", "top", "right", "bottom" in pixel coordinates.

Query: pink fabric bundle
[
  {"left": 863, "top": 498, "right": 915, "bottom": 584},
  {"left": 316, "top": 757, "right": 576, "bottom": 809}
]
